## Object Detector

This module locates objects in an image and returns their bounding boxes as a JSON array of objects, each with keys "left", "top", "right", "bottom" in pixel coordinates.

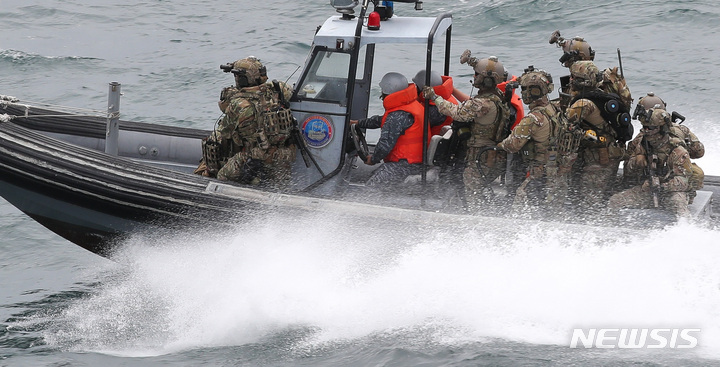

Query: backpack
[
  {"left": 602, "top": 66, "right": 633, "bottom": 110},
  {"left": 572, "top": 89, "right": 633, "bottom": 142}
]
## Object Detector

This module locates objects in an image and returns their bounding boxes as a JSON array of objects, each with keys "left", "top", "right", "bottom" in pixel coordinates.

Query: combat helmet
[
  {"left": 633, "top": 92, "right": 668, "bottom": 123},
  {"left": 569, "top": 60, "right": 602, "bottom": 91},
  {"left": 460, "top": 50, "right": 507, "bottom": 90},
  {"left": 638, "top": 92, "right": 667, "bottom": 111},
  {"left": 379, "top": 72, "right": 408, "bottom": 96},
  {"left": 518, "top": 66, "right": 554, "bottom": 104},
  {"left": 412, "top": 69, "right": 443, "bottom": 90},
  {"left": 642, "top": 108, "right": 672, "bottom": 136},
  {"left": 549, "top": 31, "right": 595, "bottom": 67},
  {"left": 229, "top": 56, "right": 268, "bottom": 88}
]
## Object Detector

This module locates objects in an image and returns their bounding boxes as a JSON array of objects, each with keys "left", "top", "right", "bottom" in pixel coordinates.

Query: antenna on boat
[{"left": 284, "top": 65, "right": 301, "bottom": 86}]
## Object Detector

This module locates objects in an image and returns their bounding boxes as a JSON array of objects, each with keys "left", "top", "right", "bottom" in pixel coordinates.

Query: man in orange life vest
[
  {"left": 350, "top": 72, "right": 427, "bottom": 187},
  {"left": 413, "top": 69, "right": 458, "bottom": 136}
]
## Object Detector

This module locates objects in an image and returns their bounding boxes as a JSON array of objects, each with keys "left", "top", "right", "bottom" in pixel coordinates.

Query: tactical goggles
[{"left": 521, "top": 85, "right": 545, "bottom": 98}]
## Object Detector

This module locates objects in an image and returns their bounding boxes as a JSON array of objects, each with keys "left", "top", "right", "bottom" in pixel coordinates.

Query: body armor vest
[
  {"left": 520, "top": 103, "right": 562, "bottom": 167},
  {"left": 234, "top": 85, "right": 294, "bottom": 150},
  {"left": 468, "top": 91, "right": 510, "bottom": 147},
  {"left": 645, "top": 137, "right": 683, "bottom": 180},
  {"left": 203, "top": 84, "right": 295, "bottom": 175}
]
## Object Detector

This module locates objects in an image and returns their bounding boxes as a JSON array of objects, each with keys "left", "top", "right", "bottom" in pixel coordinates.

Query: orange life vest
[
  {"left": 429, "top": 76, "right": 458, "bottom": 136},
  {"left": 382, "top": 84, "right": 427, "bottom": 164},
  {"left": 497, "top": 76, "right": 525, "bottom": 129}
]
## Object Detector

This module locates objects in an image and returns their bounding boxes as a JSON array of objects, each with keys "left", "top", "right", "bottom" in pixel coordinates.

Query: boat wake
[{"left": 37, "top": 210, "right": 720, "bottom": 359}]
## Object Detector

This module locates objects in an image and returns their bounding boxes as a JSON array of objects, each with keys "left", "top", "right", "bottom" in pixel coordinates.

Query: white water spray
[{"left": 44, "top": 213, "right": 720, "bottom": 359}]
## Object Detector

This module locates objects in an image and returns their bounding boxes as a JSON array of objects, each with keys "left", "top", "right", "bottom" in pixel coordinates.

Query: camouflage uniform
[
  {"left": 627, "top": 92, "right": 704, "bottom": 161},
  {"left": 567, "top": 97, "right": 626, "bottom": 207},
  {"left": 214, "top": 83, "right": 296, "bottom": 188},
  {"left": 565, "top": 61, "right": 627, "bottom": 208},
  {"left": 671, "top": 124, "right": 705, "bottom": 159},
  {"left": 609, "top": 127, "right": 693, "bottom": 217},
  {"left": 626, "top": 124, "right": 704, "bottom": 175},
  {"left": 199, "top": 57, "right": 296, "bottom": 189},
  {"left": 434, "top": 90, "right": 509, "bottom": 206},
  {"left": 422, "top": 53, "right": 511, "bottom": 208},
  {"left": 499, "top": 101, "right": 565, "bottom": 208},
  {"left": 549, "top": 31, "right": 632, "bottom": 112},
  {"left": 624, "top": 92, "right": 704, "bottom": 202}
]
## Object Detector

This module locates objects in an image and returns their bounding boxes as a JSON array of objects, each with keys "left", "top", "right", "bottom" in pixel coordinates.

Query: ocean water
[{"left": 2, "top": 0, "right": 720, "bottom": 365}]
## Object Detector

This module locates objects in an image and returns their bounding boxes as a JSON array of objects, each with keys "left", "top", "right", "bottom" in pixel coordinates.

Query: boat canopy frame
[{"left": 290, "top": 8, "right": 453, "bottom": 193}]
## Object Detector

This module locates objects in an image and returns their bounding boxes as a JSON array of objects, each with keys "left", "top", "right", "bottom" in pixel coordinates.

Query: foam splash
[{"left": 42, "top": 213, "right": 720, "bottom": 358}]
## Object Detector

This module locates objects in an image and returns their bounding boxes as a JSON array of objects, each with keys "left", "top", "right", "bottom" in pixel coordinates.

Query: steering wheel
[{"left": 350, "top": 124, "right": 370, "bottom": 162}]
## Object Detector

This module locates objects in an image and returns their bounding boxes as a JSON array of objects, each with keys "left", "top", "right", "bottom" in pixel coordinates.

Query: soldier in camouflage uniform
[
  {"left": 496, "top": 66, "right": 568, "bottom": 209},
  {"left": 549, "top": 31, "right": 632, "bottom": 112},
  {"left": 565, "top": 61, "right": 628, "bottom": 208},
  {"left": 422, "top": 51, "right": 511, "bottom": 207},
  {"left": 196, "top": 57, "right": 296, "bottom": 189},
  {"left": 624, "top": 92, "right": 705, "bottom": 203},
  {"left": 627, "top": 92, "right": 704, "bottom": 160},
  {"left": 609, "top": 108, "right": 693, "bottom": 217}
]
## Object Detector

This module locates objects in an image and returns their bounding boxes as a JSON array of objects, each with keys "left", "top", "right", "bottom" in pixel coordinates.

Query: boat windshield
[{"left": 297, "top": 50, "right": 352, "bottom": 104}]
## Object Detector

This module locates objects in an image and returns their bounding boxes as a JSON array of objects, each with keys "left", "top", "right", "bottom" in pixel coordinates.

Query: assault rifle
[
  {"left": 642, "top": 137, "right": 661, "bottom": 208},
  {"left": 272, "top": 80, "right": 324, "bottom": 175}
]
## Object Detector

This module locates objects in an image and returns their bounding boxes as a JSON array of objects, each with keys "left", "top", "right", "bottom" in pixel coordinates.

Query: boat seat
[{"left": 401, "top": 128, "right": 452, "bottom": 186}]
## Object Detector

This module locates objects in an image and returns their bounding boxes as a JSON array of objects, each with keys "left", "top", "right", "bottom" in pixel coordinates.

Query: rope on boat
[{"left": 0, "top": 94, "right": 108, "bottom": 119}]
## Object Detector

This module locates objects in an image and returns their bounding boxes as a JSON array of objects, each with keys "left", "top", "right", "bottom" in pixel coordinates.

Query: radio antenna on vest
[{"left": 617, "top": 48, "right": 624, "bottom": 78}]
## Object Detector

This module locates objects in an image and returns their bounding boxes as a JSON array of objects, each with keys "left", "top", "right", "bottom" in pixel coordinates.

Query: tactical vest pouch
[
  {"left": 521, "top": 141, "right": 536, "bottom": 161},
  {"left": 598, "top": 147, "right": 610, "bottom": 165},
  {"left": 263, "top": 108, "right": 294, "bottom": 145},
  {"left": 688, "top": 162, "right": 704, "bottom": 190},
  {"left": 202, "top": 138, "right": 223, "bottom": 174},
  {"left": 608, "top": 144, "right": 626, "bottom": 160},
  {"left": 557, "top": 128, "right": 581, "bottom": 156},
  {"left": 493, "top": 100, "right": 512, "bottom": 143}
]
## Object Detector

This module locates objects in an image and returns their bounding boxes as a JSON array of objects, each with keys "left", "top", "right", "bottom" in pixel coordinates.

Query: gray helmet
[
  {"left": 379, "top": 72, "right": 408, "bottom": 95},
  {"left": 412, "top": 69, "right": 443, "bottom": 90}
]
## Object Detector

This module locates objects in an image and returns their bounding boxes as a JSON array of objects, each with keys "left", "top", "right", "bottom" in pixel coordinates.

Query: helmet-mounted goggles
[{"left": 221, "top": 62, "right": 267, "bottom": 88}]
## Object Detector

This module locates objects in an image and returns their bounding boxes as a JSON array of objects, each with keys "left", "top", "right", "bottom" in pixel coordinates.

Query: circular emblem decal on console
[{"left": 301, "top": 115, "right": 333, "bottom": 148}]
